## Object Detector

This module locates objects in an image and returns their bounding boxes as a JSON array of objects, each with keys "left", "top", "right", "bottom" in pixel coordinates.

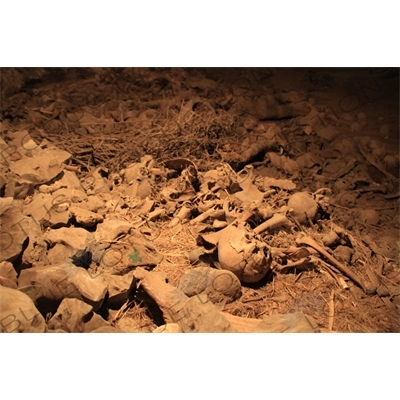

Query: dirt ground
[{"left": 1, "top": 67, "right": 399, "bottom": 332}]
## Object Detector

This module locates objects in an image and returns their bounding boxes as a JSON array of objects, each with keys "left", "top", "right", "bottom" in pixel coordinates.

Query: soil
[{"left": 1, "top": 67, "right": 399, "bottom": 332}]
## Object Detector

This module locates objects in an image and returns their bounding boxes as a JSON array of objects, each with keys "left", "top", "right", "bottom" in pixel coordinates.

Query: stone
[
  {"left": 58, "top": 170, "right": 86, "bottom": 191},
  {"left": 321, "top": 231, "right": 340, "bottom": 247},
  {"left": 46, "top": 243, "right": 77, "bottom": 265},
  {"left": 178, "top": 266, "right": 241, "bottom": 304},
  {"left": 357, "top": 209, "right": 380, "bottom": 225},
  {"left": 4, "top": 175, "right": 34, "bottom": 199},
  {"left": 105, "top": 231, "right": 164, "bottom": 274},
  {"left": 90, "top": 167, "right": 111, "bottom": 194},
  {"left": 81, "top": 195, "right": 106, "bottom": 213},
  {"left": 9, "top": 147, "right": 71, "bottom": 184},
  {"left": 47, "top": 298, "right": 110, "bottom": 333},
  {"left": 0, "top": 201, "right": 29, "bottom": 262},
  {"left": 175, "top": 294, "right": 236, "bottom": 333},
  {"left": 0, "top": 286, "right": 46, "bottom": 332},
  {"left": 297, "top": 109, "right": 340, "bottom": 141},
  {"left": 5, "top": 130, "right": 39, "bottom": 157},
  {"left": 21, "top": 217, "right": 48, "bottom": 266},
  {"left": 18, "top": 263, "right": 107, "bottom": 311},
  {"left": 116, "top": 318, "right": 146, "bottom": 332},
  {"left": 124, "top": 162, "right": 143, "bottom": 184},
  {"left": 0, "top": 261, "right": 18, "bottom": 288},
  {"left": 91, "top": 325, "right": 125, "bottom": 332},
  {"left": 0, "top": 276, "right": 18, "bottom": 289},
  {"left": 333, "top": 245, "right": 354, "bottom": 265},
  {"left": 255, "top": 312, "right": 319, "bottom": 333},
  {"left": 0, "top": 171, "right": 6, "bottom": 190},
  {"left": 48, "top": 170, "right": 88, "bottom": 203},
  {"left": 23, "top": 193, "right": 69, "bottom": 228},
  {"left": 94, "top": 218, "right": 133, "bottom": 243},
  {"left": 153, "top": 323, "right": 181, "bottom": 333},
  {"left": 0, "top": 197, "right": 14, "bottom": 215},
  {"left": 0, "top": 261, "right": 18, "bottom": 280},
  {"left": 0, "top": 137, "right": 14, "bottom": 167},
  {"left": 102, "top": 273, "right": 135, "bottom": 307},
  {"left": 50, "top": 187, "right": 87, "bottom": 204},
  {"left": 69, "top": 206, "right": 103, "bottom": 227},
  {"left": 42, "top": 227, "right": 94, "bottom": 252}
]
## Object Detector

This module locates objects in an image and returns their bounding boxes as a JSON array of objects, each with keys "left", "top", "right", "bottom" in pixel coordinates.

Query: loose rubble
[{"left": 0, "top": 68, "right": 399, "bottom": 332}]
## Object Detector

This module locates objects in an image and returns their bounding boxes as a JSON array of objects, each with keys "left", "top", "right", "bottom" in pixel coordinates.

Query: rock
[
  {"left": 109, "top": 232, "right": 163, "bottom": 274},
  {"left": 0, "top": 137, "right": 12, "bottom": 168},
  {"left": 0, "top": 200, "right": 29, "bottom": 262},
  {"left": 88, "top": 167, "right": 110, "bottom": 194},
  {"left": 357, "top": 209, "right": 380, "bottom": 225},
  {"left": 50, "top": 187, "right": 87, "bottom": 204},
  {"left": 153, "top": 323, "right": 181, "bottom": 333},
  {"left": 94, "top": 218, "right": 133, "bottom": 243},
  {"left": 91, "top": 325, "right": 125, "bottom": 332},
  {"left": 68, "top": 242, "right": 107, "bottom": 267},
  {"left": 0, "top": 197, "right": 14, "bottom": 214},
  {"left": 255, "top": 312, "right": 319, "bottom": 333},
  {"left": 102, "top": 273, "right": 135, "bottom": 307},
  {"left": 4, "top": 130, "right": 39, "bottom": 159},
  {"left": 43, "top": 227, "right": 94, "bottom": 252},
  {"left": 372, "top": 234, "right": 399, "bottom": 260},
  {"left": 0, "top": 261, "right": 18, "bottom": 281},
  {"left": 125, "top": 231, "right": 163, "bottom": 267},
  {"left": 0, "top": 261, "right": 18, "bottom": 288},
  {"left": 47, "top": 298, "right": 110, "bottom": 333},
  {"left": 0, "top": 135, "right": 9, "bottom": 152},
  {"left": 288, "top": 192, "right": 318, "bottom": 224},
  {"left": 376, "top": 285, "right": 390, "bottom": 297},
  {"left": 333, "top": 245, "right": 354, "bottom": 264},
  {"left": 175, "top": 294, "right": 236, "bottom": 333},
  {"left": 4, "top": 175, "right": 34, "bottom": 199},
  {"left": 18, "top": 263, "right": 107, "bottom": 311},
  {"left": 9, "top": 147, "right": 71, "bottom": 184},
  {"left": 0, "top": 286, "right": 46, "bottom": 332},
  {"left": 48, "top": 170, "right": 88, "bottom": 203},
  {"left": 116, "top": 318, "right": 147, "bottom": 332},
  {"left": 1, "top": 69, "right": 40, "bottom": 97},
  {"left": 92, "top": 225, "right": 163, "bottom": 273},
  {"left": 267, "top": 152, "right": 300, "bottom": 178},
  {"left": 297, "top": 109, "right": 340, "bottom": 141},
  {"left": 0, "top": 171, "right": 6, "bottom": 190},
  {"left": 178, "top": 266, "right": 241, "bottom": 304},
  {"left": 124, "top": 156, "right": 153, "bottom": 184},
  {"left": 0, "top": 276, "right": 18, "bottom": 289},
  {"left": 23, "top": 193, "right": 70, "bottom": 228},
  {"left": 131, "top": 267, "right": 236, "bottom": 332},
  {"left": 134, "top": 177, "right": 153, "bottom": 199},
  {"left": 321, "top": 231, "right": 340, "bottom": 247},
  {"left": 58, "top": 170, "right": 86, "bottom": 191},
  {"left": 81, "top": 195, "right": 106, "bottom": 213},
  {"left": 69, "top": 206, "right": 104, "bottom": 227},
  {"left": 236, "top": 95, "right": 310, "bottom": 121},
  {"left": 46, "top": 243, "right": 78, "bottom": 265},
  {"left": 391, "top": 294, "right": 400, "bottom": 306},
  {"left": 21, "top": 217, "right": 48, "bottom": 266}
]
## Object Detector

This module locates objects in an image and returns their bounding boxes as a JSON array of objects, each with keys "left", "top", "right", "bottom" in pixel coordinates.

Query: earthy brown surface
[{"left": 1, "top": 67, "right": 399, "bottom": 332}]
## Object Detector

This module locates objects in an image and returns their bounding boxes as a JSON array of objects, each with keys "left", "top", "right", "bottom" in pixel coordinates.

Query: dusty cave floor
[{"left": 1, "top": 67, "right": 399, "bottom": 332}]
